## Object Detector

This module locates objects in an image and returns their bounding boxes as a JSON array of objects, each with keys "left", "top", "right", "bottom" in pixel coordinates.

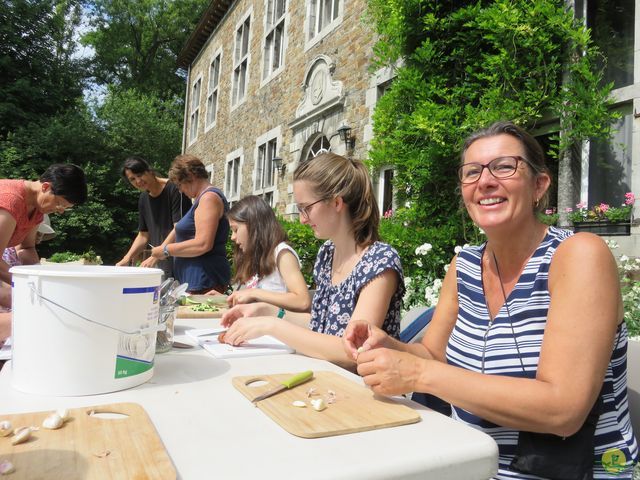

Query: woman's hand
[
  {"left": 226, "top": 290, "right": 257, "bottom": 306},
  {"left": 223, "top": 317, "right": 276, "bottom": 346},
  {"left": 140, "top": 256, "right": 159, "bottom": 268},
  {"left": 150, "top": 245, "right": 164, "bottom": 259},
  {"left": 356, "top": 348, "right": 424, "bottom": 397},
  {"left": 220, "top": 302, "right": 275, "bottom": 328},
  {"left": 204, "top": 288, "right": 225, "bottom": 296},
  {"left": 343, "top": 320, "right": 392, "bottom": 360}
]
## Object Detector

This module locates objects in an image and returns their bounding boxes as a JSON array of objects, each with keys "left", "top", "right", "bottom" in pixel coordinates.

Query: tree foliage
[
  {"left": 366, "top": 0, "right": 616, "bottom": 241},
  {"left": 82, "top": 0, "right": 205, "bottom": 99}
]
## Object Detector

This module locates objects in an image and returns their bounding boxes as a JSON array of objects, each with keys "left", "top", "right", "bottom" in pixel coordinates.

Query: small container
[{"left": 156, "top": 305, "right": 176, "bottom": 353}]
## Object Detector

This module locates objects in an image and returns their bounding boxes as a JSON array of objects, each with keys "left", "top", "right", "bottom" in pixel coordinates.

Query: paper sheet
[{"left": 186, "top": 328, "right": 294, "bottom": 359}]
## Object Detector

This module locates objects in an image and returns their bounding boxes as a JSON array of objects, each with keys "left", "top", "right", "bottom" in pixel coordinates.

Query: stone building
[{"left": 177, "top": 0, "right": 395, "bottom": 216}]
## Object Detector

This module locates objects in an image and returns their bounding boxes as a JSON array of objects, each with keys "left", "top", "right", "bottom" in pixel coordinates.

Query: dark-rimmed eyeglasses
[
  {"left": 458, "top": 156, "right": 527, "bottom": 184},
  {"left": 296, "top": 198, "right": 326, "bottom": 219}
]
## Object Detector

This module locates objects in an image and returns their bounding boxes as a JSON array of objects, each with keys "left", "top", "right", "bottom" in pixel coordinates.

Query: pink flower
[
  {"left": 576, "top": 201, "right": 587, "bottom": 209},
  {"left": 599, "top": 203, "right": 610, "bottom": 213},
  {"left": 383, "top": 209, "right": 393, "bottom": 219},
  {"left": 545, "top": 209, "right": 553, "bottom": 215},
  {"left": 625, "top": 192, "right": 635, "bottom": 206},
  {"left": 564, "top": 207, "right": 573, "bottom": 213}
]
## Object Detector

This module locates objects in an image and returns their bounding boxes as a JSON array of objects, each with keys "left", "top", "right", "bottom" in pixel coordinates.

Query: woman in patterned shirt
[
  {"left": 221, "top": 153, "right": 404, "bottom": 368},
  {"left": 344, "top": 121, "right": 637, "bottom": 478}
]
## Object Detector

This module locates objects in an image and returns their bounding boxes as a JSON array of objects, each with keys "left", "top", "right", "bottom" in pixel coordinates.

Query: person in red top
[{"left": 0, "top": 164, "right": 87, "bottom": 309}]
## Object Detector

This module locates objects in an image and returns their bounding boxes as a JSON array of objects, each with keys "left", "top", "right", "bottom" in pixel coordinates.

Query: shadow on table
[{"left": 142, "top": 353, "right": 230, "bottom": 388}]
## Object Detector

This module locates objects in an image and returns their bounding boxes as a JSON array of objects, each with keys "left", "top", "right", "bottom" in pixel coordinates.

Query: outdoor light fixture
[
  {"left": 272, "top": 156, "right": 286, "bottom": 176},
  {"left": 335, "top": 123, "right": 355, "bottom": 151}
]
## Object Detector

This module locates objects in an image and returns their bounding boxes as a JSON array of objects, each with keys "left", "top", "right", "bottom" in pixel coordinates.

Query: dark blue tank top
[{"left": 173, "top": 187, "right": 230, "bottom": 291}]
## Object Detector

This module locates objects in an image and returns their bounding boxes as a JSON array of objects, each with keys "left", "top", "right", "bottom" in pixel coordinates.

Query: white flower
[
  {"left": 620, "top": 255, "right": 629, "bottom": 263},
  {"left": 405, "top": 277, "right": 412, "bottom": 286},
  {"left": 444, "top": 264, "right": 450, "bottom": 273},
  {"left": 415, "top": 243, "right": 433, "bottom": 256},
  {"left": 415, "top": 259, "right": 423, "bottom": 267},
  {"left": 454, "top": 245, "right": 462, "bottom": 254}
]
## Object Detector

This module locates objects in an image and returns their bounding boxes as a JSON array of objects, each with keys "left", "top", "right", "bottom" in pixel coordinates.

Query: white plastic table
[{"left": 0, "top": 318, "right": 498, "bottom": 479}]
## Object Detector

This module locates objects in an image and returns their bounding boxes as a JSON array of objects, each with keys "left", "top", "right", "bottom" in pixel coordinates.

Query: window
[
  {"left": 378, "top": 167, "right": 395, "bottom": 217},
  {"left": 263, "top": 0, "right": 287, "bottom": 81},
  {"left": 254, "top": 127, "right": 280, "bottom": 207},
  {"left": 205, "top": 51, "right": 222, "bottom": 130},
  {"left": 307, "top": 0, "right": 341, "bottom": 42},
  {"left": 232, "top": 13, "right": 251, "bottom": 107},
  {"left": 188, "top": 77, "right": 201, "bottom": 144},
  {"left": 225, "top": 149, "right": 243, "bottom": 203}
]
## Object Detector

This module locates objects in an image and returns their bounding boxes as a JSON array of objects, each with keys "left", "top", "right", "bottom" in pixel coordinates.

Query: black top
[{"left": 138, "top": 181, "right": 191, "bottom": 278}]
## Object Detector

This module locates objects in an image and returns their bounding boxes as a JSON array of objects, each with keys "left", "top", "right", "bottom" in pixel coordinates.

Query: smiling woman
[{"left": 0, "top": 164, "right": 87, "bottom": 310}]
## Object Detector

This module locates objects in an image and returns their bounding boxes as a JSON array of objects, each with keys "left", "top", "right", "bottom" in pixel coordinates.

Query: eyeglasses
[
  {"left": 296, "top": 198, "right": 326, "bottom": 219},
  {"left": 458, "top": 156, "right": 527, "bottom": 184}
]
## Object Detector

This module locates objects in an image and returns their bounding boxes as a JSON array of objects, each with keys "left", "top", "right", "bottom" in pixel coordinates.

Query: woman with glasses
[
  {"left": 0, "top": 164, "right": 87, "bottom": 309},
  {"left": 343, "top": 121, "right": 637, "bottom": 478},
  {"left": 220, "top": 153, "right": 404, "bottom": 368}
]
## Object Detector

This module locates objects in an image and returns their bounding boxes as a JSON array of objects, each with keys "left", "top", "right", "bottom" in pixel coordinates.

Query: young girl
[
  {"left": 222, "top": 195, "right": 310, "bottom": 312},
  {"left": 220, "top": 153, "right": 405, "bottom": 368}
]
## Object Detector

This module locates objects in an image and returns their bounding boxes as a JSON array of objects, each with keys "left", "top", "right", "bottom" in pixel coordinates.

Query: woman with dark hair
[
  {"left": 344, "top": 121, "right": 638, "bottom": 478},
  {"left": 0, "top": 164, "right": 87, "bottom": 308},
  {"left": 216, "top": 195, "right": 309, "bottom": 312},
  {"left": 116, "top": 156, "right": 190, "bottom": 278},
  {"left": 220, "top": 153, "right": 404, "bottom": 368},
  {"left": 150, "top": 155, "right": 230, "bottom": 293}
]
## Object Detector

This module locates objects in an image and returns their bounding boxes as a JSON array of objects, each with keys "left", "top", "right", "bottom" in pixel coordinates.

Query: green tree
[
  {"left": 366, "top": 0, "right": 616, "bottom": 242},
  {"left": 82, "top": 0, "right": 206, "bottom": 99},
  {"left": 0, "top": 0, "right": 86, "bottom": 138}
]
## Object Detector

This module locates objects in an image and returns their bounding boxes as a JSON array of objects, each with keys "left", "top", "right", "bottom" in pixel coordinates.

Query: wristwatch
[{"left": 163, "top": 245, "right": 171, "bottom": 258}]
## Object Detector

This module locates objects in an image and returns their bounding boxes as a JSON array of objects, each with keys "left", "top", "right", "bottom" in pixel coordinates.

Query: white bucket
[{"left": 10, "top": 265, "right": 163, "bottom": 396}]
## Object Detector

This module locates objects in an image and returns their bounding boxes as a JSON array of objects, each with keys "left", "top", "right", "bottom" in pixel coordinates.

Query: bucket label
[{"left": 115, "top": 355, "right": 153, "bottom": 378}]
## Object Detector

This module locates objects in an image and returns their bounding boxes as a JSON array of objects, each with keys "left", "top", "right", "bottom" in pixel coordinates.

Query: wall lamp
[
  {"left": 272, "top": 156, "right": 286, "bottom": 176},
  {"left": 332, "top": 123, "right": 355, "bottom": 151}
]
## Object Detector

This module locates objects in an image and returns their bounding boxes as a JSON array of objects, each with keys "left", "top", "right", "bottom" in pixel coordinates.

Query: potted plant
[{"left": 567, "top": 193, "right": 635, "bottom": 236}]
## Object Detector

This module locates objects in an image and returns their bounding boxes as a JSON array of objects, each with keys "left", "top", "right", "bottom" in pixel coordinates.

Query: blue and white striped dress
[{"left": 447, "top": 226, "right": 638, "bottom": 479}]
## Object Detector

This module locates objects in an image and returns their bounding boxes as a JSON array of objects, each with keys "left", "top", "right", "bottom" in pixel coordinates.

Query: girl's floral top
[{"left": 309, "top": 241, "right": 405, "bottom": 338}]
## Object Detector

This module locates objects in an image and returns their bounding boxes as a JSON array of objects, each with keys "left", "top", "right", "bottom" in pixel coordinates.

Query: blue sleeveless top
[
  {"left": 173, "top": 187, "right": 230, "bottom": 291},
  {"left": 448, "top": 226, "right": 638, "bottom": 479}
]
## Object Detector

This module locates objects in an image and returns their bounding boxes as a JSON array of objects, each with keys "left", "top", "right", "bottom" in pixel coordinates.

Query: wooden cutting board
[
  {"left": 177, "top": 305, "right": 227, "bottom": 318},
  {"left": 232, "top": 371, "right": 420, "bottom": 438},
  {"left": 0, "top": 403, "right": 175, "bottom": 479}
]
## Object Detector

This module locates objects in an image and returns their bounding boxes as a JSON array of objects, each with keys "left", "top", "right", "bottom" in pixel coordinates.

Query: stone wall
[{"left": 184, "top": 0, "right": 376, "bottom": 214}]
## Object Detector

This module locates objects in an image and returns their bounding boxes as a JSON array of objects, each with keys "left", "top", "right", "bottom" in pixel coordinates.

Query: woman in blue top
[
  {"left": 221, "top": 153, "right": 404, "bottom": 369},
  {"left": 151, "top": 154, "right": 230, "bottom": 293},
  {"left": 344, "top": 122, "right": 638, "bottom": 478}
]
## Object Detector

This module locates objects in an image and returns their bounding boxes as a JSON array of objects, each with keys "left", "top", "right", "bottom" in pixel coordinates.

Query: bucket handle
[{"left": 27, "top": 282, "right": 166, "bottom": 335}]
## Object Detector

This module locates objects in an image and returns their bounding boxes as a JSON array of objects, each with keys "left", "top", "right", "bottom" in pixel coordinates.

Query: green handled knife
[{"left": 252, "top": 370, "right": 314, "bottom": 403}]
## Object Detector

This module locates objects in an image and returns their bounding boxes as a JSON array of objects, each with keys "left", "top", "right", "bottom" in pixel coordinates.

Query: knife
[{"left": 252, "top": 371, "right": 314, "bottom": 403}]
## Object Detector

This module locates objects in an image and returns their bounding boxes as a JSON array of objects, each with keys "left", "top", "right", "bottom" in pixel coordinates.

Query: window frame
[
  {"left": 225, "top": 148, "right": 244, "bottom": 204},
  {"left": 261, "top": 0, "right": 288, "bottom": 86},
  {"left": 304, "top": 0, "right": 343, "bottom": 51},
  {"left": 205, "top": 48, "right": 223, "bottom": 132},
  {"left": 253, "top": 126, "right": 281, "bottom": 206},
  {"left": 231, "top": 9, "right": 253, "bottom": 110},
  {"left": 188, "top": 75, "right": 202, "bottom": 145}
]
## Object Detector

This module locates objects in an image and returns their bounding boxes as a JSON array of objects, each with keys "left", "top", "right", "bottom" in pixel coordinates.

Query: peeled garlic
[
  {"left": 357, "top": 346, "right": 365, "bottom": 353},
  {"left": 292, "top": 401, "right": 306, "bottom": 408},
  {"left": 56, "top": 409, "right": 70, "bottom": 421},
  {"left": 0, "top": 421, "right": 11, "bottom": 437},
  {"left": 310, "top": 398, "right": 326, "bottom": 412},
  {"left": 42, "top": 413, "right": 64, "bottom": 430},
  {"left": 0, "top": 460, "right": 14, "bottom": 475},
  {"left": 11, "top": 427, "right": 31, "bottom": 445}
]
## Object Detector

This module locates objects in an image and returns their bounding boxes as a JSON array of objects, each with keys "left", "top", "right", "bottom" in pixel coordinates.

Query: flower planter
[{"left": 572, "top": 221, "right": 631, "bottom": 236}]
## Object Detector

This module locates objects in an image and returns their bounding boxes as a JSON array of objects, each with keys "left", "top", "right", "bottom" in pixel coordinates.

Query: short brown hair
[
  {"left": 293, "top": 153, "right": 380, "bottom": 246},
  {"left": 169, "top": 154, "right": 209, "bottom": 184}
]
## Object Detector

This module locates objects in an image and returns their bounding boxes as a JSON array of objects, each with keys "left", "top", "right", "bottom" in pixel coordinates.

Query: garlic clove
[
  {"left": 310, "top": 398, "right": 326, "bottom": 411},
  {"left": 0, "top": 460, "right": 14, "bottom": 475},
  {"left": 0, "top": 421, "right": 11, "bottom": 437},
  {"left": 292, "top": 400, "right": 306, "bottom": 408},
  {"left": 55, "top": 409, "right": 70, "bottom": 422},
  {"left": 42, "top": 414, "right": 64, "bottom": 430},
  {"left": 11, "top": 427, "right": 31, "bottom": 445}
]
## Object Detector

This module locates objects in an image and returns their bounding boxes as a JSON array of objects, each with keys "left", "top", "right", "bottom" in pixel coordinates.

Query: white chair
[
  {"left": 627, "top": 339, "right": 640, "bottom": 436},
  {"left": 399, "top": 306, "right": 434, "bottom": 343}
]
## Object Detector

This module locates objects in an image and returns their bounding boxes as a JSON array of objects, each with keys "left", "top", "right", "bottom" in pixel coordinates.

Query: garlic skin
[
  {"left": 292, "top": 400, "right": 306, "bottom": 408},
  {"left": 311, "top": 398, "right": 326, "bottom": 411},
  {"left": 0, "top": 460, "right": 14, "bottom": 475},
  {"left": 0, "top": 421, "right": 11, "bottom": 437},
  {"left": 11, "top": 427, "right": 31, "bottom": 445},
  {"left": 42, "top": 414, "right": 64, "bottom": 430}
]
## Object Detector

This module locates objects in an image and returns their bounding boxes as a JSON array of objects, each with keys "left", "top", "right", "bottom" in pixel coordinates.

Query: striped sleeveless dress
[{"left": 447, "top": 226, "right": 638, "bottom": 479}]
